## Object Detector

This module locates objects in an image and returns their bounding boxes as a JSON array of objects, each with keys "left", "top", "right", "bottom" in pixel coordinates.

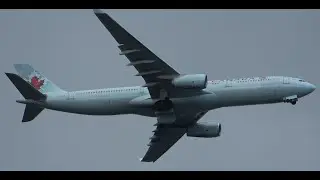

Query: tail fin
[
  {"left": 13, "top": 64, "right": 65, "bottom": 94},
  {"left": 5, "top": 72, "right": 46, "bottom": 122}
]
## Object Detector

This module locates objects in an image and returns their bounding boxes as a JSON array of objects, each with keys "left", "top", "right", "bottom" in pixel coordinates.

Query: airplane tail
[
  {"left": 5, "top": 64, "right": 66, "bottom": 122},
  {"left": 13, "top": 64, "right": 66, "bottom": 94},
  {"left": 5, "top": 72, "right": 46, "bottom": 122}
]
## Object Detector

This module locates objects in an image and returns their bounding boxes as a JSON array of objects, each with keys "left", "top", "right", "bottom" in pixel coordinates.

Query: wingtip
[
  {"left": 5, "top": 72, "right": 14, "bottom": 77},
  {"left": 93, "top": 9, "right": 104, "bottom": 14},
  {"left": 4, "top": 72, "right": 20, "bottom": 82},
  {"left": 139, "top": 157, "right": 155, "bottom": 163}
]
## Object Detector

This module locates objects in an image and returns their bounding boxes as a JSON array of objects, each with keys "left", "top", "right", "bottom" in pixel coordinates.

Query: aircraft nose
[
  {"left": 305, "top": 83, "right": 316, "bottom": 94},
  {"left": 310, "top": 83, "right": 316, "bottom": 92}
]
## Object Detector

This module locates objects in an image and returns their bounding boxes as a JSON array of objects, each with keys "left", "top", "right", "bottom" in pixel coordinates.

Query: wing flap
[{"left": 126, "top": 60, "right": 156, "bottom": 66}]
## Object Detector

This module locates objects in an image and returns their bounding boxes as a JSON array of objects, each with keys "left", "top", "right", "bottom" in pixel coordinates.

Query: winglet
[{"left": 93, "top": 9, "right": 104, "bottom": 14}]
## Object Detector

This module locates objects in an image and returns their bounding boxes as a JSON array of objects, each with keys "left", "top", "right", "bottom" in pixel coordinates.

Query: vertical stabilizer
[{"left": 14, "top": 64, "right": 66, "bottom": 94}]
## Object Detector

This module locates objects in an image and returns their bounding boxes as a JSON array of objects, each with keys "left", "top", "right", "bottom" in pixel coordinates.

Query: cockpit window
[{"left": 299, "top": 79, "right": 305, "bottom": 82}]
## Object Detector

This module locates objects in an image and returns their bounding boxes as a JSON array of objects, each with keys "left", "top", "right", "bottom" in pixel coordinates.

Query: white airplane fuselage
[
  {"left": 29, "top": 76, "right": 315, "bottom": 125},
  {"left": 6, "top": 10, "right": 317, "bottom": 163}
]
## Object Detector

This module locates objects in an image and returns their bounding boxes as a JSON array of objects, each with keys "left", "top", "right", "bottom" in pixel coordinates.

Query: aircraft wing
[
  {"left": 93, "top": 9, "right": 180, "bottom": 99},
  {"left": 140, "top": 123, "right": 186, "bottom": 162},
  {"left": 140, "top": 110, "right": 208, "bottom": 162}
]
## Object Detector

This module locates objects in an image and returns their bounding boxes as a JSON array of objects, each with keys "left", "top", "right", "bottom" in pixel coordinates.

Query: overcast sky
[{"left": 0, "top": 9, "right": 319, "bottom": 171}]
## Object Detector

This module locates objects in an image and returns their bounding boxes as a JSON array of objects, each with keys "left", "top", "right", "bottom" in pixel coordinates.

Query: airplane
[{"left": 5, "top": 9, "right": 316, "bottom": 163}]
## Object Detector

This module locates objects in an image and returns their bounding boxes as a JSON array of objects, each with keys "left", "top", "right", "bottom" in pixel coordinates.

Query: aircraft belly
[
  {"left": 215, "top": 86, "right": 277, "bottom": 106},
  {"left": 259, "top": 85, "right": 282, "bottom": 103},
  {"left": 46, "top": 97, "right": 135, "bottom": 115},
  {"left": 276, "top": 84, "right": 300, "bottom": 99},
  {"left": 171, "top": 93, "right": 220, "bottom": 111}
]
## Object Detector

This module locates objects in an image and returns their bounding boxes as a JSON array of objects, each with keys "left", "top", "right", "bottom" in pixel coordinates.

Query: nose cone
[{"left": 305, "top": 83, "right": 316, "bottom": 94}]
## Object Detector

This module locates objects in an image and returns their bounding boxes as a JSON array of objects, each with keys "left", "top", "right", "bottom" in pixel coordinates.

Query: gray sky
[{"left": 0, "top": 9, "right": 319, "bottom": 171}]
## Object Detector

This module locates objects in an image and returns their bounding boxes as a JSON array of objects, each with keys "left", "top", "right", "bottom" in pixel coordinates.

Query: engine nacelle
[
  {"left": 171, "top": 74, "right": 208, "bottom": 89},
  {"left": 187, "top": 123, "right": 221, "bottom": 138}
]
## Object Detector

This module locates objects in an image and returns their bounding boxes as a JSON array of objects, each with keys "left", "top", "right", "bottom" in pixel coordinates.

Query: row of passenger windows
[
  {"left": 75, "top": 88, "right": 140, "bottom": 95},
  {"left": 209, "top": 78, "right": 271, "bottom": 84}
]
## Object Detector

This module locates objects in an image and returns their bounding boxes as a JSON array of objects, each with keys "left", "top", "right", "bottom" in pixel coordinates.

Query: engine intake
[
  {"left": 187, "top": 123, "right": 221, "bottom": 138},
  {"left": 152, "top": 99, "right": 173, "bottom": 111},
  {"left": 172, "top": 74, "right": 208, "bottom": 89}
]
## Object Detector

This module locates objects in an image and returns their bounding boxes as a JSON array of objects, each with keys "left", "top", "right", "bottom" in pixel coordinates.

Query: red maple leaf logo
[{"left": 31, "top": 76, "right": 44, "bottom": 90}]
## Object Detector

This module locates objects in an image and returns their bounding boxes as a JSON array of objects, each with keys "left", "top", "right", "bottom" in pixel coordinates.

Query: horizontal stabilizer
[
  {"left": 6, "top": 72, "right": 46, "bottom": 122},
  {"left": 22, "top": 104, "right": 44, "bottom": 122},
  {"left": 5, "top": 73, "right": 46, "bottom": 100}
]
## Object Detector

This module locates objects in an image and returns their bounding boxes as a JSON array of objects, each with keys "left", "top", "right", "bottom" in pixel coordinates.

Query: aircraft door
[
  {"left": 67, "top": 92, "right": 75, "bottom": 100},
  {"left": 225, "top": 79, "right": 232, "bottom": 87},
  {"left": 283, "top": 77, "right": 290, "bottom": 84}
]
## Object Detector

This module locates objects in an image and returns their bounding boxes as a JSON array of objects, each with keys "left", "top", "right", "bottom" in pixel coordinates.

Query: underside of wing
[
  {"left": 140, "top": 110, "right": 208, "bottom": 162},
  {"left": 93, "top": 9, "right": 180, "bottom": 99},
  {"left": 140, "top": 123, "right": 186, "bottom": 162}
]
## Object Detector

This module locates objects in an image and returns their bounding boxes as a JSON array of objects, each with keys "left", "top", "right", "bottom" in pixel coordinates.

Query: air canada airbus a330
[{"left": 5, "top": 9, "right": 316, "bottom": 162}]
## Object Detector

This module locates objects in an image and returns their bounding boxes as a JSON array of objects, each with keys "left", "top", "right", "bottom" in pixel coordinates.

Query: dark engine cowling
[
  {"left": 171, "top": 74, "right": 208, "bottom": 90},
  {"left": 187, "top": 123, "right": 221, "bottom": 138}
]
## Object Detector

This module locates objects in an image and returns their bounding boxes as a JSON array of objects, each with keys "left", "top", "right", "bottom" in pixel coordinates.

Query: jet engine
[
  {"left": 187, "top": 123, "right": 221, "bottom": 138},
  {"left": 171, "top": 74, "right": 208, "bottom": 90}
]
